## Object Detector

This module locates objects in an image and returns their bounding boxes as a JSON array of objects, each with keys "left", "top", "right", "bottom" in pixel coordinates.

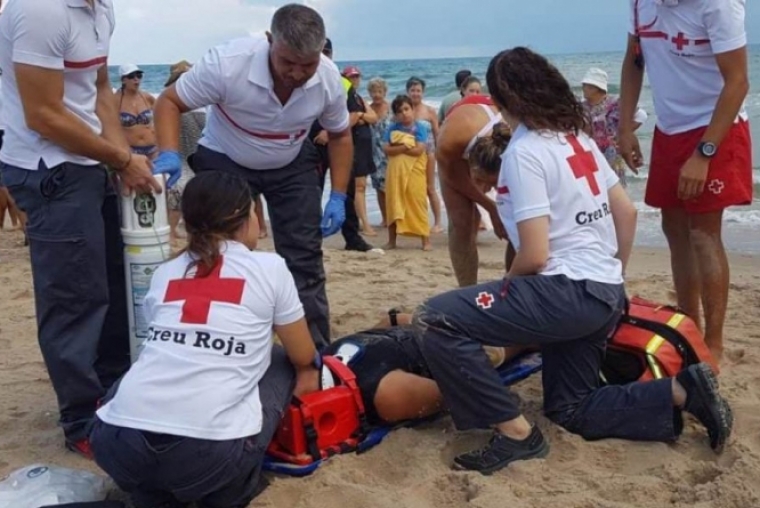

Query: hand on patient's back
[{"left": 152, "top": 150, "right": 183, "bottom": 188}]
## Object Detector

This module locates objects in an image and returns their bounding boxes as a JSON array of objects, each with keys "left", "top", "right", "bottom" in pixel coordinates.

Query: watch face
[{"left": 701, "top": 142, "right": 717, "bottom": 157}]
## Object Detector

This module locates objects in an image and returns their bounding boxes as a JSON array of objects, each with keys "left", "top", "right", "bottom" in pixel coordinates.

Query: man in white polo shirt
[
  {"left": 154, "top": 3, "right": 353, "bottom": 349},
  {"left": 0, "top": 0, "right": 159, "bottom": 457},
  {"left": 618, "top": 0, "right": 752, "bottom": 361}
]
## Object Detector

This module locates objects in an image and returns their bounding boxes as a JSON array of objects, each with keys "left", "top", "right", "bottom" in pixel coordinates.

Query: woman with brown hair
[
  {"left": 415, "top": 47, "right": 732, "bottom": 475},
  {"left": 435, "top": 93, "right": 509, "bottom": 287},
  {"left": 91, "top": 170, "right": 320, "bottom": 507}
]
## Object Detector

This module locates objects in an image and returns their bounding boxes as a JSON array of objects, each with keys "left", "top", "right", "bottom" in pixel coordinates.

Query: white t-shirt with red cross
[
  {"left": 0, "top": 0, "right": 115, "bottom": 169},
  {"left": 97, "top": 241, "right": 304, "bottom": 441},
  {"left": 629, "top": 0, "right": 747, "bottom": 134},
  {"left": 496, "top": 124, "right": 623, "bottom": 285}
]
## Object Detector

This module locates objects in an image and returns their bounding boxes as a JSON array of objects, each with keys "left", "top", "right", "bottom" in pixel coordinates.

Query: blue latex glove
[
  {"left": 152, "top": 150, "right": 182, "bottom": 189},
  {"left": 320, "top": 191, "right": 347, "bottom": 237}
]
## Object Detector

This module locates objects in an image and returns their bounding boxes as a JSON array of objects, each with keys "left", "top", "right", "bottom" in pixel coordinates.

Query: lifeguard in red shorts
[{"left": 618, "top": 0, "right": 752, "bottom": 361}]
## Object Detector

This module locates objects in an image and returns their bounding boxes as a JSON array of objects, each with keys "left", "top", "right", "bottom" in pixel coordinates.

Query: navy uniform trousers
[{"left": 416, "top": 274, "right": 680, "bottom": 442}]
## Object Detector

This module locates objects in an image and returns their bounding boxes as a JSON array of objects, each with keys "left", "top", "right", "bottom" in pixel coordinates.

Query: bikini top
[
  {"left": 119, "top": 92, "right": 153, "bottom": 128},
  {"left": 447, "top": 95, "right": 503, "bottom": 160}
]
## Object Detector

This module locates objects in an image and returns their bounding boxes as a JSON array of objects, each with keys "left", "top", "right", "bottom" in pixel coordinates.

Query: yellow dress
[{"left": 385, "top": 131, "right": 430, "bottom": 237}]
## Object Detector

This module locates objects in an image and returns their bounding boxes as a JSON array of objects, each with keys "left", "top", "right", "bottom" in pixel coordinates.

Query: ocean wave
[{"left": 634, "top": 201, "right": 760, "bottom": 224}]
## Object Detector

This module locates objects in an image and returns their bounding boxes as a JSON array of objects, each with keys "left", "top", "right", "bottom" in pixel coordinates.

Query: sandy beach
[{"left": 1, "top": 224, "right": 759, "bottom": 508}]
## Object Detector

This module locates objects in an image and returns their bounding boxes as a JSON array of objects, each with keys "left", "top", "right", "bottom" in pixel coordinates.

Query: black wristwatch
[
  {"left": 697, "top": 141, "right": 718, "bottom": 158},
  {"left": 388, "top": 308, "right": 400, "bottom": 327}
]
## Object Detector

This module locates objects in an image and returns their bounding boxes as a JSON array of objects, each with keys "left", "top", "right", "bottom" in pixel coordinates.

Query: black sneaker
[
  {"left": 676, "top": 363, "right": 733, "bottom": 453},
  {"left": 345, "top": 240, "right": 373, "bottom": 252},
  {"left": 453, "top": 425, "right": 549, "bottom": 475}
]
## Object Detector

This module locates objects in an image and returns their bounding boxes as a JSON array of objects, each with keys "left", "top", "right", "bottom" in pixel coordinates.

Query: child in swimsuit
[{"left": 90, "top": 171, "right": 321, "bottom": 508}]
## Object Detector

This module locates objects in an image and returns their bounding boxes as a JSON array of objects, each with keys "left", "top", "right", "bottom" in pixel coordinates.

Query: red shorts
[{"left": 645, "top": 121, "right": 753, "bottom": 213}]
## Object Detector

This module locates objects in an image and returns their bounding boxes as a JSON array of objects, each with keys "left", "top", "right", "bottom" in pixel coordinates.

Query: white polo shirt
[
  {"left": 97, "top": 241, "right": 304, "bottom": 441},
  {"left": 176, "top": 36, "right": 350, "bottom": 170},
  {"left": 0, "top": 0, "right": 114, "bottom": 170},
  {"left": 629, "top": 0, "right": 747, "bottom": 134},
  {"left": 0, "top": 76, "right": 4, "bottom": 131},
  {"left": 496, "top": 125, "right": 623, "bottom": 285}
]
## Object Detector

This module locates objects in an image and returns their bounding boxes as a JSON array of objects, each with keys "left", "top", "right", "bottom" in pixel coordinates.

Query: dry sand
[{"left": 1, "top": 224, "right": 760, "bottom": 508}]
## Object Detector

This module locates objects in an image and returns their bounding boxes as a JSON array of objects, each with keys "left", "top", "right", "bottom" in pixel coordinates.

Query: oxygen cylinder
[{"left": 121, "top": 177, "right": 171, "bottom": 363}]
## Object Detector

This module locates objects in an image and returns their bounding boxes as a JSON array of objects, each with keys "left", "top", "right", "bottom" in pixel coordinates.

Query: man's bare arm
[
  {"left": 16, "top": 63, "right": 130, "bottom": 168},
  {"left": 154, "top": 84, "right": 191, "bottom": 153},
  {"left": 702, "top": 47, "right": 750, "bottom": 147},
  {"left": 95, "top": 66, "right": 129, "bottom": 154},
  {"left": 326, "top": 128, "right": 354, "bottom": 194}
]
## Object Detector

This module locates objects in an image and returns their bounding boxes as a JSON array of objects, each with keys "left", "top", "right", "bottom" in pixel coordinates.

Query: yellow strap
[{"left": 644, "top": 313, "right": 687, "bottom": 378}]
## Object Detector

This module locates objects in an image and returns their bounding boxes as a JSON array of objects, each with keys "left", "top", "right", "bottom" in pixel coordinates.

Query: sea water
[{"left": 111, "top": 47, "right": 760, "bottom": 253}]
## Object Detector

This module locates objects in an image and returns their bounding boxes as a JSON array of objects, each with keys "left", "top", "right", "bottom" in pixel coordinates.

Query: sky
[{"left": 110, "top": 0, "right": 760, "bottom": 65}]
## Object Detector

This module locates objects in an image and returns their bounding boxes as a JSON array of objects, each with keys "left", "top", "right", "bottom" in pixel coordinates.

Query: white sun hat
[{"left": 581, "top": 67, "right": 608, "bottom": 93}]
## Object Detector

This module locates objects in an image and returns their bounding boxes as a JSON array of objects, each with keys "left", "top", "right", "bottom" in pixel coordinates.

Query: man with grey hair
[{"left": 154, "top": 4, "right": 353, "bottom": 350}]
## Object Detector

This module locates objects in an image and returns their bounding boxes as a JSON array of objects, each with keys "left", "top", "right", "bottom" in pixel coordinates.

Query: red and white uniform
[
  {"left": 630, "top": 0, "right": 752, "bottom": 211},
  {"left": 0, "top": 0, "right": 115, "bottom": 169},
  {"left": 496, "top": 124, "right": 623, "bottom": 285},
  {"left": 97, "top": 242, "right": 304, "bottom": 441}
]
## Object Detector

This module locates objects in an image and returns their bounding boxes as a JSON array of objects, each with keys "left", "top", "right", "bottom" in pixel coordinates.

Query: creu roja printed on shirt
[{"left": 145, "top": 326, "right": 247, "bottom": 357}]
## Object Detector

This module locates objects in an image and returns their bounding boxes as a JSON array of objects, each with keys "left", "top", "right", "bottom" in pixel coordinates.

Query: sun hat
[
  {"left": 341, "top": 66, "right": 361, "bottom": 78},
  {"left": 581, "top": 67, "right": 608, "bottom": 93},
  {"left": 119, "top": 63, "right": 142, "bottom": 78}
]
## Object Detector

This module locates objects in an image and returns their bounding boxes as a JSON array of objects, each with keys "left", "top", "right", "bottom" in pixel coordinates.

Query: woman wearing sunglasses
[{"left": 115, "top": 64, "right": 157, "bottom": 158}]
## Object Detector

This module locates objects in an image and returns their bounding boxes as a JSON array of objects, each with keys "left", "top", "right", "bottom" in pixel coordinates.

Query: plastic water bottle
[
  {"left": 0, "top": 464, "right": 111, "bottom": 507},
  {"left": 120, "top": 177, "right": 171, "bottom": 363}
]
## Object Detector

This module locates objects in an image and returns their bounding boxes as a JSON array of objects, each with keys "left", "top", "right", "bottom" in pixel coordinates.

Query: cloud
[
  {"left": 109, "top": 1, "right": 760, "bottom": 65},
  {"left": 110, "top": 0, "right": 278, "bottom": 64}
]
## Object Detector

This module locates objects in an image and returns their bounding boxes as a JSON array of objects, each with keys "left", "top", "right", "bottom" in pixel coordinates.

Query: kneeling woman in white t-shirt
[
  {"left": 91, "top": 171, "right": 320, "bottom": 508},
  {"left": 414, "top": 47, "right": 733, "bottom": 475}
]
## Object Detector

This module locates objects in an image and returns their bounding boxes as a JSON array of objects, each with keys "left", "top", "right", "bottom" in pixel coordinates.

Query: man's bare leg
[
  {"left": 442, "top": 184, "right": 479, "bottom": 287},
  {"left": 688, "top": 210, "right": 728, "bottom": 361},
  {"left": 661, "top": 208, "right": 702, "bottom": 326}
]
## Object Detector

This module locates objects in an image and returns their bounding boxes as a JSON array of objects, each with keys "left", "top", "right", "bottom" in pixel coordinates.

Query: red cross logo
[
  {"left": 476, "top": 292, "right": 495, "bottom": 310},
  {"left": 566, "top": 135, "right": 600, "bottom": 196},
  {"left": 164, "top": 257, "right": 246, "bottom": 324},
  {"left": 707, "top": 179, "right": 724, "bottom": 195},
  {"left": 671, "top": 32, "right": 690, "bottom": 51}
]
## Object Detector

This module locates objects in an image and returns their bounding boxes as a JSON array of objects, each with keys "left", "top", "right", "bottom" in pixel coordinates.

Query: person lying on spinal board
[
  {"left": 320, "top": 126, "right": 525, "bottom": 426},
  {"left": 321, "top": 310, "right": 527, "bottom": 426}
]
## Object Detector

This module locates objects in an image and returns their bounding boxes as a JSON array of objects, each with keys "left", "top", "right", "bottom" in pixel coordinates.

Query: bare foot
[
  {"left": 259, "top": 230, "right": 269, "bottom": 239},
  {"left": 362, "top": 229, "right": 378, "bottom": 237},
  {"left": 709, "top": 346, "right": 724, "bottom": 365},
  {"left": 374, "top": 222, "right": 387, "bottom": 229},
  {"left": 382, "top": 243, "right": 397, "bottom": 250},
  {"left": 431, "top": 225, "right": 444, "bottom": 234},
  {"left": 422, "top": 241, "right": 432, "bottom": 251},
  {"left": 478, "top": 220, "right": 487, "bottom": 231}
]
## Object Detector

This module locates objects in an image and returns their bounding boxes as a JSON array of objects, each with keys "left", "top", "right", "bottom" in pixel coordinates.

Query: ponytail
[
  {"left": 468, "top": 122, "right": 512, "bottom": 176},
  {"left": 179, "top": 171, "right": 252, "bottom": 277}
]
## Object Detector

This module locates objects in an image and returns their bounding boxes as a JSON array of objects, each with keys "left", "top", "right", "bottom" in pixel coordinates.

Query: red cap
[{"left": 342, "top": 66, "right": 361, "bottom": 77}]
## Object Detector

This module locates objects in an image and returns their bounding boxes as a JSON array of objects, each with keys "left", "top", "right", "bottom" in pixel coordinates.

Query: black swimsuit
[{"left": 322, "top": 326, "right": 431, "bottom": 425}]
